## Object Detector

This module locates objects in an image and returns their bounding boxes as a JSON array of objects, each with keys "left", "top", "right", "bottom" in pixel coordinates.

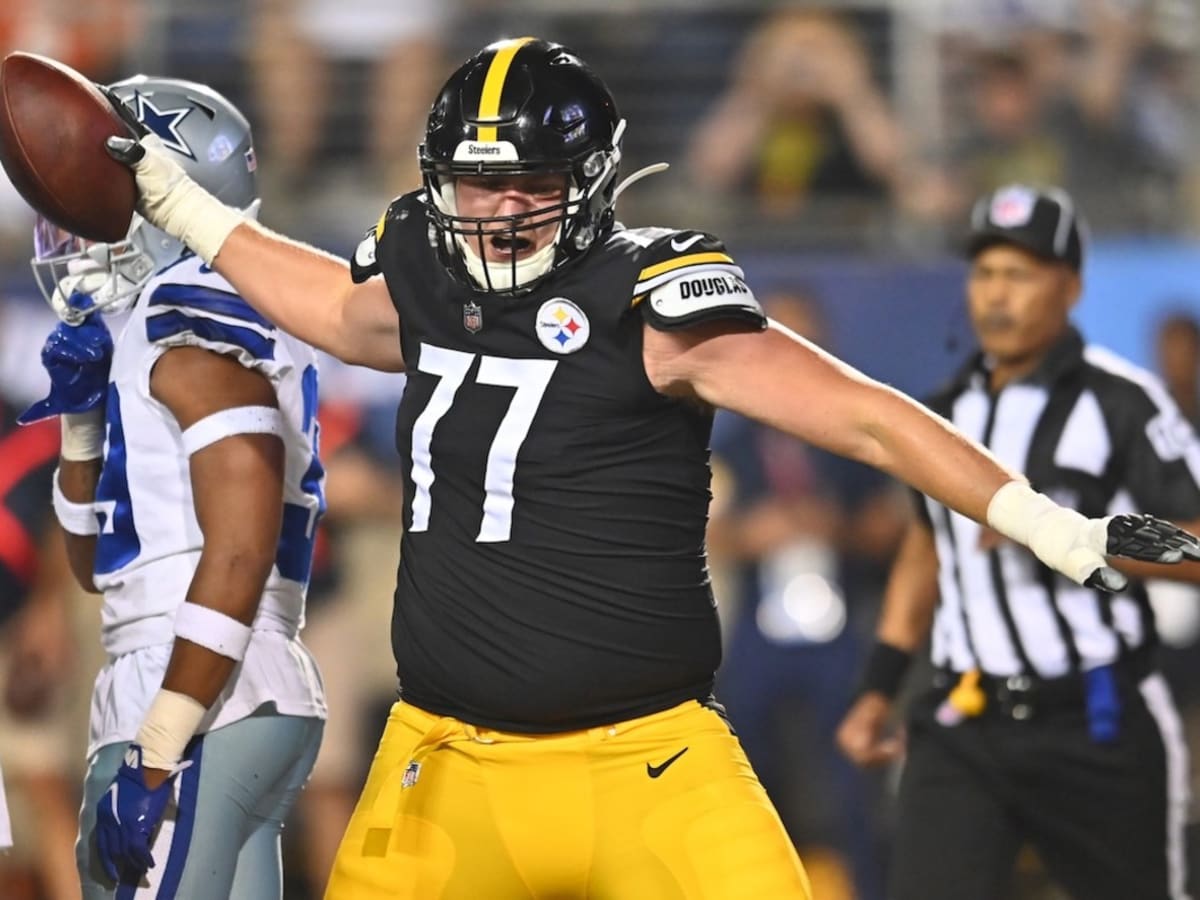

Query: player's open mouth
[{"left": 490, "top": 234, "right": 534, "bottom": 258}]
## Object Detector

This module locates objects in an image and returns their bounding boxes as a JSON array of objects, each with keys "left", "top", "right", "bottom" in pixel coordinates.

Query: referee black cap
[{"left": 966, "top": 185, "right": 1085, "bottom": 271}]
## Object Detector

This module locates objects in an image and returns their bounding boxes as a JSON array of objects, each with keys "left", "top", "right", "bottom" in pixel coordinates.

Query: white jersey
[{"left": 86, "top": 254, "right": 326, "bottom": 755}]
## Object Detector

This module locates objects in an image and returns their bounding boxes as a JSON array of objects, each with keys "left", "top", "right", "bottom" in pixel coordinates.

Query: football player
[
  {"left": 103, "top": 39, "right": 1200, "bottom": 898},
  {"left": 22, "top": 77, "right": 326, "bottom": 898}
]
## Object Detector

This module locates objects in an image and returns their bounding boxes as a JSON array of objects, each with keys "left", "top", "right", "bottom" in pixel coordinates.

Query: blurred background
[{"left": 2, "top": 1, "right": 1200, "bottom": 898}]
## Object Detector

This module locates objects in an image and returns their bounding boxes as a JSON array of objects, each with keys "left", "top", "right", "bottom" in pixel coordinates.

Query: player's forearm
[
  {"left": 160, "top": 538, "right": 276, "bottom": 709},
  {"left": 160, "top": 639, "right": 239, "bottom": 708},
  {"left": 857, "top": 383, "right": 1020, "bottom": 525},
  {"left": 876, "top": 521, "right": 940, "bottom": 652},
  {"left": 213, "top": 222, "right": 357, "bottom": 356},
  {"left": 58, "top": 458, "right": 100, "bottom": 591}
]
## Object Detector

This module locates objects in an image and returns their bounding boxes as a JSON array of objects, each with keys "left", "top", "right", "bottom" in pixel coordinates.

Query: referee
[{"left": 838, "top": 184, "right": 1200, "bottom": 900}]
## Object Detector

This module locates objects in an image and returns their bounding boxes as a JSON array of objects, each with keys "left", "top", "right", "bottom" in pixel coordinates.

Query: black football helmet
[{"left": 419, "top": 37, "right": 624, "bottom": 295}]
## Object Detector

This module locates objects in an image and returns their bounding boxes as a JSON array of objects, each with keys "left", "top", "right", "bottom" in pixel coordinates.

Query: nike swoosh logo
[
  {"left": 670, "top": 234, "right": 704, "bottom": 252},
  {"left": 646, "top": 747, "right": 689, "bottom": 778},
  {"left": 105, "top": 784, "right": 122, "bottom": 824}
]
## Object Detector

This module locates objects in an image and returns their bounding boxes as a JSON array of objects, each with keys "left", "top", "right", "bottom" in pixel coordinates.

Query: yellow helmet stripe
[
  {"left": 476, "top": 37, "right": 536, "bottom": 142},
  {"left": 637, "top": 252, "right": 734, "bottom": 282}
]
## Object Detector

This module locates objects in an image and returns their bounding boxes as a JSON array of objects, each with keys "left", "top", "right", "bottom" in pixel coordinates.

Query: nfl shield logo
[
  {"left": 402, "top": 760, "right": 422, "bottom": 789},
  {"left": 989, "top": 186, "right": 1036, "bottom": 228},
  {"left": 463, "top": 302, "right": 483, "bottom": 333}
]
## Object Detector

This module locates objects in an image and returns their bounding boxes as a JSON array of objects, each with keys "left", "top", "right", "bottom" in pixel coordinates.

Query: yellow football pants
[{"left": 324, "top": 699, "right": 811, "bottom": 899}]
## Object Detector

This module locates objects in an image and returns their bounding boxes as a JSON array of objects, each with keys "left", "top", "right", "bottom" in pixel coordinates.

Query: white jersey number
[{"left": 409, "top": 343, "right": 557, "bottom": 542}]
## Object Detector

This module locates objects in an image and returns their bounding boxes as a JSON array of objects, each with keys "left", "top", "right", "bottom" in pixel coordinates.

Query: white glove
[
  {"left": 987, "top": 481, "right": 1200, "bottom": 591},
  {"left": 105, "top": 134, "right": 244, "bottom": 265}
]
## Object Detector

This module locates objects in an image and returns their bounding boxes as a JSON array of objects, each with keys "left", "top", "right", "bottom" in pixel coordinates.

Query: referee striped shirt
[{"left": 918, "top": 327, "right": 1200, "bottom": 677}]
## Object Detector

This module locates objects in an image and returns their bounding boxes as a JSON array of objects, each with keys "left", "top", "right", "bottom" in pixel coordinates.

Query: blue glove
[
  {"left": 93, "top": 743, "right": 193, "bottom": 882},
  {"left": 18, "top": 300, "right": 114, "bottom": 425}
]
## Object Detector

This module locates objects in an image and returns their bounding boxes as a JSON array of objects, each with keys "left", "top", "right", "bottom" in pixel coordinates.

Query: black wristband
[{"left": 857, "top": 641, "right": 913, "bottom": 700}]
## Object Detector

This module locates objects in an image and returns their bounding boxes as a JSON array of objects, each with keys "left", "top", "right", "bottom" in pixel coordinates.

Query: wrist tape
[
  {"left": 129, "top": 137, "right": 246, "bottom": 267},
  {"left": 135, "top": 689, "right": 207, "bottom": 770},
  {"left": 986, "top": 480, "right": 1110, "bottom": 585},
  {"left": 181, "top": 405, "right": 283, "bottom": 456},
  {"left": 174, "top": 602, "right": 254, "bottom": 661},
  {"left": 61, "top": 410, "right": 105, "bottom": 461},
  {"left": 163, "top": 179, "right": 245, "bottom": 266},
  {"left": 52, "top": 468, "right": 98, "bottom": 536}
]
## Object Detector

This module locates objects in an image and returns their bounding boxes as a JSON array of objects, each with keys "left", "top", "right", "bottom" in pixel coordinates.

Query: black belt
[{"left": 932, "top": 648, "right": 1155, "bottom": 721}]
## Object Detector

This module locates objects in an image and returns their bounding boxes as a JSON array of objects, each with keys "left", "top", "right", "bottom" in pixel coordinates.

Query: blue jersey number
[
  {"left": 275, "top": 365, "right": 326, "bottom": 583},
  {"left": 94, "top": 384, "right": 141, "bottom": 574}
]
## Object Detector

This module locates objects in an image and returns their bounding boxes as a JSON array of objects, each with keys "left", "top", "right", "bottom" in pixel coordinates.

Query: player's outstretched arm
[
  {"left": 644, "top": 319, "right": 1200, "bottom": 590},
  {"left": 105, "top": 134, "right": 404, "bottom": 372}
]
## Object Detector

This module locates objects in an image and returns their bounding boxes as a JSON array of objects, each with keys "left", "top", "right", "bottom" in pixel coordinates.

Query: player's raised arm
[
  {"left": 18, "top": 310, "right": 114, "bottom": 593},
  {"left": 643, "top": 317, "right": 1200, "bottom": 590},
  {"left": 104, "top": 135, "right": 404, "bottom": 372}
]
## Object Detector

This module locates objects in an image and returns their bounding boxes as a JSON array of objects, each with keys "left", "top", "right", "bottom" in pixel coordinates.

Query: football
[{"left": 0, "top": 51, "right": 137, "bottom": 243}]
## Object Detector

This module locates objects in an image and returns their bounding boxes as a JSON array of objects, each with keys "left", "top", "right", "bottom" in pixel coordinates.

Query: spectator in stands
[
  {"left": 250, "top": 0, "right": 451, "bottom": 203},
  {"left": 1157, "top": 311, "right": 1200, "bottom": 429},
  {"left": 687, "top": 9, "right": 911, "bottom": 221},
  {"left": 931, "top": 0, "right": 1194, "bottom": 231}
]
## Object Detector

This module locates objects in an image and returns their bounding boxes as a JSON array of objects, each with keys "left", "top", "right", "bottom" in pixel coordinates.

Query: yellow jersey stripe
[
  {"left": 375, "top": 207, "right": 388, "bottom": 241},
  {"left": 637, "top": 252, "right": 734, "bottom": 282},
  {"left": 476, "top": 37, "right": 536, "bottom": 142}
]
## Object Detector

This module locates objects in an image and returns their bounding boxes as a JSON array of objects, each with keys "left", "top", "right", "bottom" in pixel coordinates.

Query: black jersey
[{"left": 356, "top": 192, "right": 764, "bottom": 731}]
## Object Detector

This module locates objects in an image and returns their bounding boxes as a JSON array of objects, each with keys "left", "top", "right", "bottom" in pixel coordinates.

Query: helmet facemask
[
  {"left": 31, "top": 216, "right": 156, "bottom": 323},
  {"left": 422, "top": 132, "right": 623, "bottom": 296}
]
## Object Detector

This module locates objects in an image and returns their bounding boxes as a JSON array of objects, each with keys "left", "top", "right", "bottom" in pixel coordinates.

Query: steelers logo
[{"left": 535, "top": 298, "right": 590, "bottom": 354}]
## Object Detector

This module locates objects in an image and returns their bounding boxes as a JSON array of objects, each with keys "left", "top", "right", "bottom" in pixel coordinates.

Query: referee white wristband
[
  {"left": 52, "top": 468, "right": 98, "bottom": 536},
  {"left": 174, "top": 602, "right": 254, "bottom": 661},
  {"left": 60, "top": 409, "right": 105, "bottom": 462},
  {"left": 135, "top": 689, "right": 207, "bottom": 770},
  {"left": 986, "top": 480, "right": 1111, "bottom": 585}
]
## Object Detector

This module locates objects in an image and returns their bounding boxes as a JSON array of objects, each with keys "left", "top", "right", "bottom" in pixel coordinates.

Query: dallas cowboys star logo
[{"left": 133, "top": 92, "right": 196, "bottom": 160}]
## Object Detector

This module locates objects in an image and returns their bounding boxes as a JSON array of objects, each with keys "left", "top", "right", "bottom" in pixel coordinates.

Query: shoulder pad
[
  {"left": 631, "top": 230, "right": 735, "bottom": 295},
  {"left": 632, "top": 229, "right": 764, "bottom": 330},
  {"left": 145, "top": 280, "right": 278, "bottom": 362},
  {"left": 350, "top": 192, "right": 421, "bottom": 284}
]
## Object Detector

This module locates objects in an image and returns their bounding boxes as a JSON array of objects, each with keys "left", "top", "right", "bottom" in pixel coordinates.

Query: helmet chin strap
[
  {"left": 437, "top": 179, "right": 563, "bottom": 292},
  {"left": 458, "top": 236, "right": 558, "bottom": 293},
  {"left": 52, "top": 261, "right": 124, "bottom": 324}
]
